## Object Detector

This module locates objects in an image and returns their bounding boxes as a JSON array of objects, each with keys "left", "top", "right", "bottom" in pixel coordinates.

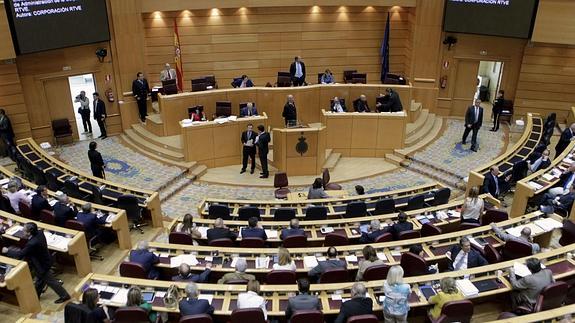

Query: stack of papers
[
  {"left": 345, "top": 255, "right": 358, "bottom": 264},
  {"left": 513, "top": 262, "right": 532, "bottom": 277},
  {"left": 468, "top": 237, "right": 487, "bottom": 249},
  {"left": 376, "top": 252, "right": 387, "bottom": 261},
  {"left": 44, "top": 231, "right": 70, "bottom": 251},
  {"left": 528, "top": 182, "right": 543, "bottom": 190},
  {"left": 447, "top": 210, "right": 461, "bottom": 218},
  {"left": 5, "top": 225, "right": 23, "bottom": 236},
  {"left": 303, "top": 256, "right": 319, "bottom": 268},
  {"left": 255, "top": 257, "right": 270, "bottom": 269},
  {"left": 542, "top": 174, "right": 556, "bottom": 181},
  {"left": 265, "top": 229, "right": 278, "bottom": 239},
  {"left": 534, "top": 218, "right": 563, "bottom": 232},
  {"left": 169, "top": 254, "right": 199, "bottom": 268},
  {"left": 110, "top": 288, "right": 129, "bottom": 305},
  {"left": 456, "top": 279, "right": 479, "bottom": 297}
]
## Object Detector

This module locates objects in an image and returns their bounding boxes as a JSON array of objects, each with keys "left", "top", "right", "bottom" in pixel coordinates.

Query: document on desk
[
  {"left": 170, "top": 254, "right": 199, "bottom": 268},
  {"left": 377, "top": 252, "right": 387, "bottom": 261},
  {"left": 542, "top": 173, "right": 555, "bottom": 181},
  {"left": 198, "top": 294, "right": 213, "bottom": 304},
  {"left": 0, "top": 178, "right": 9, "bottom": 186},
  {"left": 513, "top": 262, "right": 532, "bottom": 277},
  {"left": 231, "top": 257, "right": 245, "bottom": 268},
  {"left": 255, "top": 257, "right": 270, "bottom": 269},
  {"left": 110, "top": 288, "right": 129, "bottom": 305},
  {"left": 455, "top": 279, "right": 479, "bottom": 297},
  {"left": 303, "top": 256, "right": 319, "bottom": 268},
  {"left": 196, "top": 227, "right": 208, "bottom": 239},
  {"left": 505, "top": 226, "right": 524, "bottom": 237},
  {"left": 44, "top": 231, "right": 70, "bottom": 251},
  {"left": 534, "top": 218, "right": 563, "bottom": 232},
  {"left": 105, "top": 213, "right": 116, "bottom": 224},
  {"left": 345, "top": 255, "right": 358, "bottom": 264},
  {"left": 527, "top": 181, "right": 543, "bottom": 190},
  {"left": 5, "top": 225, "right": 23, "bottom": 236},
  {"left": 265, "top": 229, "right": 278, "bottom": 239}
]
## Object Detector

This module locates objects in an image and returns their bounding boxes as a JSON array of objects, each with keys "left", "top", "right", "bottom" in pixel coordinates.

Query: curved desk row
[
  {"left": 75, "top": 243, "right": 575, "bottom": 318},
  {"left": 149, "top": 212, "right": 558, "bottom": 281},
  {"left": 197, "top": 183, "right": 444, "bottom": 219},
  {"left": 0, "top": 210, "right": 91, "bottom": 276},
  {"left": 0, "top": 255, "right": 41, "bottom": 314},
  {"left": 16, "top": 138, "right": 163, "bottom": 228},
  {"left": 467, "top": 113, "right": 543, "bottom": 196},
  {"left": 0, "top": 165, "right": 131, "bottom": 249}
]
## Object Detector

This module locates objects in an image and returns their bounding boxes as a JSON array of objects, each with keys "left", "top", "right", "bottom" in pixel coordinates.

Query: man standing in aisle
[
  {"left": 132, "top": 72, "right": 150, "bottom": 122},
  {"left": 93, "top": 92, "right": 107, "bottom": 139},
  {"left": 461, "top": 98, "right": 483, "bottom": 152},
  {"left": 75, "top": 91, "right": 92, "bottom": 134},
  {"left": 290, "top": 56, "right": 306, "bottom": 86},
  {"left": 240, "top": 124, "right": 257, "bottom": 174},
  {"left": 256, "top": 125, "right": 270, "bottom": 179}
]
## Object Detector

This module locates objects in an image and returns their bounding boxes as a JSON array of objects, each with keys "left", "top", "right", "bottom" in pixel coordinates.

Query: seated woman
[
  {"left": 428, "top": 277, "right": 464, "bottom": 320},
  {"left": 126, "top": 286, "right": 157, "bottom": 323},
  {"left": 237, "top": 280, "right": 268, "bottom": 319},
  {"left": 272, "top": 247, "right": 296, "bottom": 271},
  {"left": 82, "top": 288, "right": 110, "bottom": 323},
  {"left": 190, "top": 107, "right": 206, "bottom": 121},
  {"left": 175, "top": 213, "right": 202, "bottom": 244},
  {"left": 320, "top": 69, "right": 334, "bottom": 84},
  {"left": 460, "top": 187, "right": 484, "bottom": 224},
  {"left": 356, "top": 245, "right": 384, "bottom": 281},
  {"left": 308, "top": 178, "right": 329, "bottom": 199}
]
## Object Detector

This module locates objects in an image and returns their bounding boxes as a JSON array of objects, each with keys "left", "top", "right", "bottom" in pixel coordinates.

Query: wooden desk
[
  {"left": 16, "top": 138, "right": 163, "bottom": 228},
  {"left": 286, "top": 190, "right": 347, "bottom": 201},
  {"left": 272, "top": 123, "right": 326, "bottom": 176},
  {"left": 0, "top": 255, "right": 41, "bottom": 314},
  {"left": 321, "top": 109, "right": 407, "bottom": 157},
  {"left": 180, "top": 114, "right": 268, "bottom": 167}
]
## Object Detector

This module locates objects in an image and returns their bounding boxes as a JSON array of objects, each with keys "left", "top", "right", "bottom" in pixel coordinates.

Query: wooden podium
[{"left": 272, "top": 123, "right": 326, "bottom": 176}]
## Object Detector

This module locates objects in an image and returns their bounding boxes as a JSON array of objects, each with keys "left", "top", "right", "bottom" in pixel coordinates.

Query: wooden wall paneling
[
  {"left": 42, "top": 78, "right": 78, "bottom": 141},
  {"left": 0, "top": 4, "right": 15, "bottom": 60},
  {"left": 0, "top": 63, "right": 30, "bottom": 138},
  {"left": 531, "top": 0, "right": 575, "bottom": 45}
]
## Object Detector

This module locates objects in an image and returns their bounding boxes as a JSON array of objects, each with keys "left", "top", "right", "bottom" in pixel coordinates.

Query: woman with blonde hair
[
  {"left": 461, "top": 186, "right": 484, "bottom": 224},
  {"left": 272, "top": 247, "right": 296, "bottom": 271},
  {"left": 382, "top": 265, "right": 410, "bottom": 323},
  {"left": 126, "top": 286, "right": 157, "bottom": 322},
  {"left": 356, "top": 245, "right": 384, "bottom": 281},
  {"left": 428, "top": 277, "right": 464, "bottom": 320},
  {"left": 237, "top": 280, "right": 268, "bottom": 319}
]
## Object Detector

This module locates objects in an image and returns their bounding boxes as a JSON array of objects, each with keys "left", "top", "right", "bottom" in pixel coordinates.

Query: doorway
[
  {"left": 67, "top": 74, "right": 99, "bottom": 140},
  {"left": 476, "top": 61, "right": 504, "bottom": 104}
]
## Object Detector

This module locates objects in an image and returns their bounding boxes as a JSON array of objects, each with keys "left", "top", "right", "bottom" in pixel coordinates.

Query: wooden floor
[{"left": 198, "top": 157, "right": 397, "bottom": 187}]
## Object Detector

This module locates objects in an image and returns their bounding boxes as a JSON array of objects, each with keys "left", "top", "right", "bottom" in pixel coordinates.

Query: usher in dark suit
[
  {"left": 88, "top": 148, "right": 105, "bottom": 179},
  {"left": 132, "top": 78, "right": 150, "bottom": 122},
  {"left": 93, "top": 98, "right": 107, "bottom": 138},
  {"left": 241, "top": 129, "right": 257, "bottom": 173},
  {"left": 462, "top": 104, "right": 483, "bottom": 151},
  {"left": 556, "top": 127, "right": 574, "bottom": 157},
  {"left": 257, "top": 131, "right": 271, "bottom": 178}
]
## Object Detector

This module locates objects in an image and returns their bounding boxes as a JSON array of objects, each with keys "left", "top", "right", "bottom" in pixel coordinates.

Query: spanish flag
[{"left": 174, "top": 20, "right": 183, "bottom": 91}]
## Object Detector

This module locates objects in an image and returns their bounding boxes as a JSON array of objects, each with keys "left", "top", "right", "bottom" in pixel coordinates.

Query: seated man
[
  {"left": 355, "top": 185, "right": 365, "bottom": 195},
  {"left": 447, "top": 237, "right": 488, "bottom": 271},
  {"left": 232, "top": 75, "right": 254, "bottom": 88},
  {"left": 545, "top": 162, "right": 575, "bottom": 199},
  {"left": 4, "top": 180, "right": 30, "bottom": 214},
  {"left": 31, "top": 185, "right": 52, "bottom": 220},
  {"left": 285, "top": 278, "right": 320, "bottom": 319},
  {"left": 76, "top": 202, "right": 106, "bottom": 239},
  {"left": 207, "top": 218, "right": 237, "bottom": 243},
  {"left": 179, "top": 282, "right": 215, "bottom": 317},
  {"left": 353, "top": 95, "right": 370, "bottom": 113},
  {"left": 239, "top": 102, "right": 258, "bottom": 117},
  {"left": 172, "top": 263, "right": 211, "bottom": 283},
  {"left": 217, "top": 258, "right": 255, "bottom": 284},
  {"left": 241, "top": 217, "right": 267, "bottom": 240},
  {"left": 528, "top": 148, "right": 551, "bottom": 173},
  {"left": 491, "top": 223, "right": 540, "bottom": 254},
  {"left": 390, "top": 212, "right": 413, "bottom": 240},
  {"left": 129, "top": 241, "right": 160, "bottom": 279},
  {"left": 509, "top": 257, "right": 554, "bottom": 311},
  {"left": 53, "top": 193, "right": 77, "bottom": 227},
  {"left": 334, "top": 282, "right": 373, "bottom": 323},
  {"left": 330, "top": 97, "right": 346, "bottom": 113},
  {"left": 403, "top": 244, "right": 437, "bottom": 274},
  {"left": 359, "top": 219, "right": 389, "bottom": 244},
  {"left": 543, "top": 183, "right": 575, "bottom": 215},
  {"left": 280, "top": 218, "right": 306, "bottom": 240},
  {"left": 308, "top": 246, "right": 346, "bottom": 281},
  {"left": 482, "top": 166, "right": 511, "bottom": 199}
]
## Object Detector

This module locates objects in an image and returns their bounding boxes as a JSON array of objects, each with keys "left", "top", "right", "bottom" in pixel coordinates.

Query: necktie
[
  {"left": 248, "top": 109, "right": 251, "bottom": 116},
  {"left": 494, "top": 174, "right": 500, "bottom": 196},
  {"left": 247, "top": 131, "right": 251, "bottom": 139},
  {"left": 475, "top": 107, "right": 479, "bottom": 123},
  {"left": 453, "top": 252, "right": 466, "bottom": 270}
]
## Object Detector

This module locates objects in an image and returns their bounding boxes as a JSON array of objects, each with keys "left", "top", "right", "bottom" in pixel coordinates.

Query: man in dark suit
[
  {"left": 280, "top": 218, "right": 305, "bottom": 240},
  {"left": 289, "top": 56, "right": 306, "bottom": 86},
  {"left": 179, "top": 282, "right": 215, "bottom": 317},
  {"left": 359, "top": 219, "right": 389, "bottom": 243},
  {"left": 53, "top": 193, "right": 77, "bottom": 227},
  {"left": 285, "top": 278, "right": 320, "bottom": 319},
  {"left": 31, "top": 185, "right": 52, "bottom": 220},
  {"left": 129, "top": 240, "right": 160, "bottom": 279},
  {"left": 256, "top": 124, "right": 271, "bottom": 178},
  {"left": 239, "top": 102, "right": 258, "bottom": 117},
  {"left": 447, "top": 237, "right": 488, "bottom": 271},
  {"left": 2, "top": 222, "right": 70, "bottom": 303},
  {"left": 76, "top": 203, "right": 106, "bottom": 240},
  {"left": 490, "top": 90, "right": 505, "bottom": 132},
  {"left": 544, "top": 183, "right": 575, "bottom": 215},
  {"left": 93, "top": 92, "right": 107, "bottom": 139},
  {"left": 528, "top": 148, "right": 551, "bottom": 173},
  {"left": 354, "top": 95, "right": 370, "bottom": 112},
  {"left": 0, "top": 108, "right": 15, "bottom": 148},
  {"left": 482, "top": 166, "right": 511, "bottom": 199},
  {"left": 390, "top": 212, "right": 413, "bottom": 240},
  {"left": 172, "top": 263, "right": 211, "bottom": 283},
  {"left": 377, "top": 88, "right": 403, "bottom": 112},
  {"left": 462, "top": 98, "right": 484, "bottom": 152},
  {"left": 282, "top": 95, "right": 297, "bottom": 126},
  {"left": 334, "top": 282, "right": 373, "bottom": 323},
  {"left": 232, "top": 75, "right": 254, "bottom": 88},
  {"left": 331, "top": 97, "right": 347, "bottom": 113},
  {"left": 88, "top": 141, "right": 105, "bottom": 179},
  {"left": 545, "top": 162, "right": 575, "bottom": 199},
  {"left": 132, "top": 72, "right": 150, "bottom": 122},
  {"left": 555, "top": 123, "right": 575, "bottom": 157},
  {"left": 240, "top": 124, "right": 257, "bottom": 174},
  {"left": 308, "top": 247, "right": 346, "bottom": 281},
  {"left": 207, "top": 217, "right": 237, "bottom": 243},
  {"left": 241, "top": 216, "right": 267, "bottom": 240}
]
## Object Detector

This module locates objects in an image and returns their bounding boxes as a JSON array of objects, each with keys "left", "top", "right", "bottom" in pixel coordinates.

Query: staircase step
[
  {"left": 187, "top": 164, "right": 208, "bottom": 180},
  {"left": 395, "top": 117, "right": 443, "bottom": 158},
  {"left": 120, "top": 134, "right": 196, "bottom": 170},
  {"left": 131, "top": 123, "right": 182, "bottom": 152},
  {"left": 124, "top": 129, "right": 184, "bottom": 160},
  {"left": 406, "top": 109, "right": 429, "bottom": 137},
  {"left": 146, "top": 114, "right": 163, "bottom": 124},
  {"left": 410, "top": 101, "right": 422, "bottom": 112},
  {"left": 405, "top": 113, "right": 436, "bottom": 146},
  {"left": 323, "top": 151, "right": 341, "bottom": 170},
  {"left": 385, "top": 153, "right": 406, "bottom": 166}
]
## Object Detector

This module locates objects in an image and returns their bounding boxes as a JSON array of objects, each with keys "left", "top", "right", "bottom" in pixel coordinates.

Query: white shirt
[
  {"left": 452, "top": 250, "right": 468, "bottom": 270},
  {"left": 5, "top": 190, "right": 31, "bottom": 213},
  {"left": 272, "top": 261, "right": 296, "bottom": 271},
  {"left": 237, "top": 291, "right": 267, "bottom": 319},
  {"left": 333, "top": 102, "right": 344, "bottom": 113},
  {"left": 294, "top": 62, "right": 303, "bottom": 78}
]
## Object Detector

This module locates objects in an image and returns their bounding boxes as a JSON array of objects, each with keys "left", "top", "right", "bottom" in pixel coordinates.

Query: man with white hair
[
  {"left": 4, "top": 179, "right": 30, "bottom": 213},
  {"left": 179, "top": 282, "right": 214, "bottom": 316},
  {"left": 160, "top": 63, "right": 177, "bottom": 84},
  {"left": 334, "top": 282, "right": 373, "bottom": 323},
  {"left": 354, "top": 94, "right": 370, "bottom": 112},
  {"left": 128, "top": 240, "right": 160, "bottom": 279},
  {"left": 491, "top": 223, "right": 540, "bottom": 254},
  {"left": 53, "top": 193, "right": 77, "bottom": 227},
  {"left": 217, "top": 258, "right": 255, "bottom": 284},
  {"left": 359, "top": 219, "right": 390, "bottom": 244}
]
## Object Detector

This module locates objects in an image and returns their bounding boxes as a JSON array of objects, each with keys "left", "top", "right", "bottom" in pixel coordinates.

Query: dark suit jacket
[
  {"left": 354, "top": 99, "right": 370, "bottom": 113},
  {"left": 465, "top": 105, "right": 483, "bottom": 128},
  {"left": 289, "top": 61, "right": 306, "bottom": 81},
  {"left": 382, "top": 91, "right": 403, "bottom": 112},
  {"left": 257, "top": 132, "right": 271, "bottom": 155},
  {"left": 447, "top": 246, "right": 488, "bottom": 271},
  {"left": 556, "top": 127, "right": 574, "bottom": 155},
  {"left": 390, "top": 222, "right": 413, "bottom": 240},
  {"left": 242, "top": 227, "right": 267, "bottom": 240},
  {"left": 557, "top": 192, "right": 575, "bottom": 211},
  {"left": 282, "top": 103, "right": 297, "bottom": 124},
  {"left": 334, "top": 297, "right": 373, "bottom": 323},
  {"left": 76, "top": 211, "right": 106, "bottom": 238},
  {"left": 172, "top": 269, "right": 211, "bottom": 283},
  {"left": 7, "top": 230, "right": 53, "bottom": 275},
  {"left": 556, "top": 171, "right": 575, "bottom": 189},
  {"left": 241, "top": 130, "right": 257, "bottom": 153},
  {"left": 31, "top": 194, "right": 52, "bottom": 220},
  {"left": 239, "top": 106, "right": 258, "bottom": 117},
  {"left": 492, "top": 97, "right": 505, "bottom": 114},
  {"left": 93, "top": 99, "right": 106, "bottom": 120},
  {"left": 285, "top": 293, "right": 320, "bottom": 319},
  {"left": 207, "top": 227, "right": 237, "bottom": 242},
  {"left": 330, "top": 101, "right": 347, "bottom": 112},
  {"left": 53, "top": 201, "right": 77, "bottom": 227},
  {"left": 132, "top": 79, "right": 150, "bottom": 100},
  {"left": 88, "top": 149, "right": 104, "bottom": 172},
  {"left": 359, "top": 228, "right": 389, "bottom": 244},
  {"left": 129, "top": 249, "right": 160, "bottom": 279},
  {"left": 280, "top": 228, "right": 305, "bottom": 240},
  {"left": 482, "top": 172, "right": 508, "bottom": 198},
  {"left": 308, "top": 259, "right": 347, "bottom": 279},
  {"left": 178, "top": 298, "right": 214, "bottom": 317},
  {"left": 232, "top": 78, "right": 254, "bottom": 88}
]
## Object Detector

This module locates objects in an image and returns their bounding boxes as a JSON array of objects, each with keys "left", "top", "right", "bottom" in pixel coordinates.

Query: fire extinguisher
[
  {"left": 105, "top": 88, "right": 115, "bottom": 102},
  {"left": 440, "top": 76, "right": 448, "bottom": 89}
]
